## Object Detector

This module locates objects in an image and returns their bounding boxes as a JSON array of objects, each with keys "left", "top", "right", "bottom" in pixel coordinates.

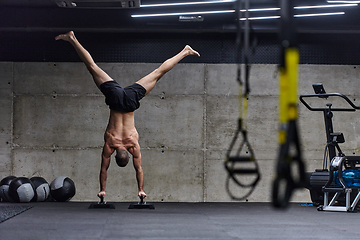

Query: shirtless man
[{"left": 55, "top": 31, "right": 200, "bottom": 200}]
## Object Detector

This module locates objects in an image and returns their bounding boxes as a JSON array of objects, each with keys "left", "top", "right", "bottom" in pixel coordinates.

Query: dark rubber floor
[{"left": 0, "top": 202, "right": 359, "bottom": 240}]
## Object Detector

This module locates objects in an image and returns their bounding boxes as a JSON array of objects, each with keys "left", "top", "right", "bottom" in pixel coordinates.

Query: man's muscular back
[{"left": 104, "top": 110, "right": 139, "bottom": 151}]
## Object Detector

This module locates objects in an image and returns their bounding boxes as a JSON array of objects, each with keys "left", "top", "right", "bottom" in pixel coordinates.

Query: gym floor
[{"left": 1, "top": 201, "right": 359, "bottom": 240}]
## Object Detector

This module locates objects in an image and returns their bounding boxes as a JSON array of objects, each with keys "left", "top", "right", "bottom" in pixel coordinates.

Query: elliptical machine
[{"left": 300, "top": 83, "right": 360, "bottom": 212}]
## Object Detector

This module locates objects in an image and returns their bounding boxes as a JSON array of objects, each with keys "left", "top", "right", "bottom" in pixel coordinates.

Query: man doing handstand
[{"left": 55, "top": 31, "right": 200, "bottom": 200}]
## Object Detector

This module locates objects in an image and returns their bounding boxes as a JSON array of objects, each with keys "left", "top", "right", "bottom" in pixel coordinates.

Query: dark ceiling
[
  {"left": 1, "top": 0, "right": 360, "bottom": 64},
  {"left": 0, "top": 0, "right": 360, "bottom": 34}
]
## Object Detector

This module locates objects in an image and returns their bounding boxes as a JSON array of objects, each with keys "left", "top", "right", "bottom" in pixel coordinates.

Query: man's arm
[
  {"left": 98, "top": 143, "right": 113, "bottom": 198},
  {"left": 129, "top": 144, "right": 146, "bottom": 198}
]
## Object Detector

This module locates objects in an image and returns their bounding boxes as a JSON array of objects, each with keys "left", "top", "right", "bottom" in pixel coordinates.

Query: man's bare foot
[
  {"left": 184, "top": 45, "right": 200, "bottom": 57},
  {"left": 55, "top": 31, "right": 75, "bottom": 42}
]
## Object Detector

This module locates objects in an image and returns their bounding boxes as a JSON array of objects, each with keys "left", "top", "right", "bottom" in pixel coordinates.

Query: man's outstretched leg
[
  {"left": 55, "top": 31, "right": 112, "bottom": 88},
  {"left": 136, "top": 45, "right": 200, "bottom": 95}
]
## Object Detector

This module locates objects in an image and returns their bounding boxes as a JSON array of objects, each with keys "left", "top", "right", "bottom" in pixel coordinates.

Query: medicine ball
[
  {"left": 50, "top": 176, "right": 76, "bottom": 202},
  {"left": 0, "top": 176, "right": 16, "bottom": 202},
  {"left": 30, "top": 177, "right": 50, "bottom": 202},
  {"left": 8, "top": 177, "right": 36, "bottom": 203}
]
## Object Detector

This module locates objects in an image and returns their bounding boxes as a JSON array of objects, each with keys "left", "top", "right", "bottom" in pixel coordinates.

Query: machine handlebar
[{"left": 299, "top": 92, "right": 360, "bottom": 112}]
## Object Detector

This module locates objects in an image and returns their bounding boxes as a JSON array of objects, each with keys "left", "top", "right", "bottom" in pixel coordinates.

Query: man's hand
[
  {"left": 138, "top": 190, "right": 147, "bottom": 199},
  {"left": 98, "top": 191, "right": 106, "bottom": 198}
]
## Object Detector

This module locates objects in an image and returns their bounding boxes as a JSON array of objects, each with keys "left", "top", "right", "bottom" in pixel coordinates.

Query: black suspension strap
[
  {"left": 224, "top": 0, "right": 260, "bottom": 201},
  {"left": 272, "top": 0, "right": 306, "bottom": 208}
]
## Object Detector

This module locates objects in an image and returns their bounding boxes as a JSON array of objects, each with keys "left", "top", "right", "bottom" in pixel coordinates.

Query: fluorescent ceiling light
[
  {"left": 246, "top": 8, "right": 280, "bottom": 12},
  {"left": 131, "top": 8, "right": 281, "bottom": 17},
  {"left": 237, "top": 12, "right": 345, "bottom": 20},
  {"left": 132, "top": 10, "right": 234, "bottom": 17},
  {"left": 140, "top": 2, "right": 356, "bottom": 10},
  {"left": 240, "top": 16, "right": 280, "bottom": 20},
  {"left": 295, "top": 12, "right": 345, "bottom": 17},
  {"left": 132, "top": 3, "right": 356, "bottom": 18},
  {"left": 245, "top": 3, "right": 356, "bottom": 12},
  {"left": 133, "top": 11, "right": 345, "bottom": 19},
  {"left": 327, "top": 1, "right": 360, "bottom": 3},
  {"left": 141, "top": 0, "right": 236, "bottom": 8},
  {"left": 295, "top": 3, "right": 357, "bottom": 9}
]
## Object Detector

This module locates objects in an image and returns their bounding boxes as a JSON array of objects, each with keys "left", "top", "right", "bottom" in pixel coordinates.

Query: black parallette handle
[{"left": 228, "top": 156, "right": 253, "bottom": 162}]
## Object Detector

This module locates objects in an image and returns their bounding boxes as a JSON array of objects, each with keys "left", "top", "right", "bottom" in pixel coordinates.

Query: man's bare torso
[{"left": 104, "top": 110, "right": 139, "bottom": 152}]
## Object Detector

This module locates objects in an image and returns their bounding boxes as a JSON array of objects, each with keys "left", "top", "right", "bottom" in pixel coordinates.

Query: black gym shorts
[{"left": 100, "top": 80, "right": 146, "bottom": 112}]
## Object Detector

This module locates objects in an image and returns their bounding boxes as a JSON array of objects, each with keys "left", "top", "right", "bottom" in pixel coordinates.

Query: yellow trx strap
[
  {"left": 279, "top": 48, "right": 299, "bottom": 144},
  {"left": 272, "top": 48, "right": 306, "bottom": 208}
]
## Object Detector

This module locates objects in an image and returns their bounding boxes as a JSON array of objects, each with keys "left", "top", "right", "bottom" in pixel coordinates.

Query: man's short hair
[{"left": 115, "top": 149, "right": 129, "bottom": 167}]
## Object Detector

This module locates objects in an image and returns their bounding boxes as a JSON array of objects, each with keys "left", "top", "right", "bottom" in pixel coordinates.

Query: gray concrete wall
[
  {"left": 0, "top": 63, "right": 13, "bottom": 179},
  {"left": 1, "top": 61, "right": 360, "bottom": 202}
]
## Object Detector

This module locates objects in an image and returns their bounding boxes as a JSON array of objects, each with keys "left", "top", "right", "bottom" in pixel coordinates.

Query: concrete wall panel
[
  {"left": 136, "top": 96, "right": 204, "bottom": 149},
  {"left": 14, "top": 62, "right": 98, "bottom": 95},
  {"left": 0, "top": 62, "right": 13, "bottom": 177},
  {"left": 136, "top": 149, "right": 204, "bottom": 202},
  {"left": 205, "top": 95, "right": 238, "bottom": 150},
  {"left": 13, "top": 95, "right": 108, "bottom": 148},
  {"left": 299, "top": 65, "right": 360, "bottom": 96},
  {"left": 206, "top": 64, "right": 278, "bottom": 96},
  {"left": 206, "top": 64, "right": 238, "bottom": 96}
]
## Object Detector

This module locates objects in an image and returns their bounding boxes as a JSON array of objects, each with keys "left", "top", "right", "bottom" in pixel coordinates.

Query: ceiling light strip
[
  {"left": 327, "top": 1, "right": 360, "bottom": 3},
  {"left": 238, "top": 12, "right": 345, "bottom": 20},
  {"left": 140, "top": 1, "right": 357, "bottom": 9},
  {"left": 141, "top": 0, "right": 236, "bottom": 8},
  {"left": 294, "top": 11, "right": 345, "bottom": 17},
  {"left": 132, "top": 10, "right": 235, "bottom": 18},
  {"left": 240, "top": 16, "right": 280, "bottom": 20},
  {"left": 246, "top": 8, "right": 280, "bottom": 12},
  {"left": 132, "top": 3, "right": 357, "bottom": 17},
  {"left": 295, "top": 3, "right": 357, "bottom": 9},
  {"left": 242, "top": 4, "right": 356, "bottom": 12},
  {"left": 133, "top": 10, "right": 345, "bottom": 18}
]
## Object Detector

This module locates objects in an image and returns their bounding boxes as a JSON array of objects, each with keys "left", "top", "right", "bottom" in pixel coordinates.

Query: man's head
[{"left": 115, "top": 149, "right": 130, "bottom": 167}]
